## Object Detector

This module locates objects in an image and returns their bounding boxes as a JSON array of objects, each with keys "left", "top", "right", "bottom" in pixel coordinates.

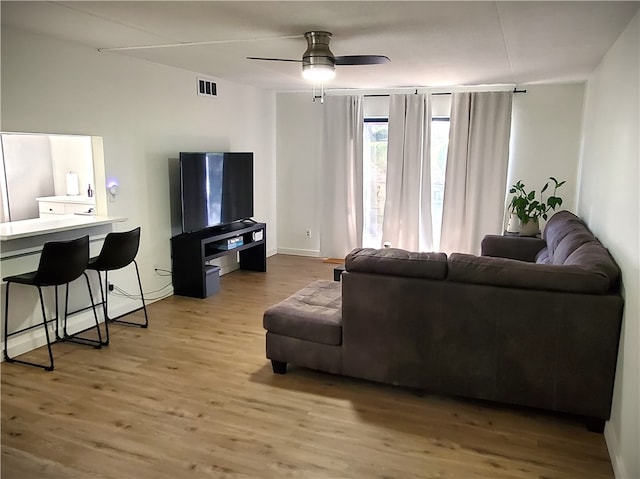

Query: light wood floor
[{"left": 2, "top": 255, "right": 613, "bottom": 479}]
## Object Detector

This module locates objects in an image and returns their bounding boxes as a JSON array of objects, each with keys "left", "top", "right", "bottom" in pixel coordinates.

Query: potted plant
[{"left": 508, "top": 177, "right": 566, "bottom": 236}]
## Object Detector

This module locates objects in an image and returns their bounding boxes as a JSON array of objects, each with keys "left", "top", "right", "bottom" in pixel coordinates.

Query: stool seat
[{"left": 4, "top": 271, "right": 39, "bottom": 285}]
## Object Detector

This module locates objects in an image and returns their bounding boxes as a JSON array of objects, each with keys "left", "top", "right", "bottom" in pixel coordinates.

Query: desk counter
[
  {"left": 0, "top": 215, "right": 125, "bottom": 242},
  {"left": 1, "top": 215, "right": 128, "bottom": 359}
]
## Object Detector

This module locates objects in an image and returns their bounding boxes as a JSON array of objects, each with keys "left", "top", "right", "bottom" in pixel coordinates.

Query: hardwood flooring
[{"left": 1, "top": 254, "right": 614, "bottom": 478}]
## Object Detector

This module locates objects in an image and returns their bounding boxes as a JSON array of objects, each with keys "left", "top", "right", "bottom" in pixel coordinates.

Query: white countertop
[
  {"left": 36, "top": 195, "right": 96, "bottom": 205},
  {"left": 0, "top": 215, "right": 126, "bottom": 241}
]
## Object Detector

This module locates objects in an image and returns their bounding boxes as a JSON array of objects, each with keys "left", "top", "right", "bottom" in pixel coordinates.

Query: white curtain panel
[
  {"left": 440, "top": 91, "right": 513, "bottom": 255},
  {"left": 382, "top": 93, "right": 433, "bottom": 251},
  {"left": 320, "top": 95, "right": 364, "bottom": 259}
]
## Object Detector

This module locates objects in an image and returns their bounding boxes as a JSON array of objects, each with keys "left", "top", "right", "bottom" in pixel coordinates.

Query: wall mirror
[{"left": 0, "top": 132, "right": 106, "bottom": 223}]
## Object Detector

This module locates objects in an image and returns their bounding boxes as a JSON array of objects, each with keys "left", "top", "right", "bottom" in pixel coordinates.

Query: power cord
[
  {"left": 110, "top": 281, "right": 173, "bottom": 302},
  {"left": 154, "top": 268, "right": 172, "bottom": 277},
  {"left": 107, "top": 268, "right": 174, "bottom": 302}
]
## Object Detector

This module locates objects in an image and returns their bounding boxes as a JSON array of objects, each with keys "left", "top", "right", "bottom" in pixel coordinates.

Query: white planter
[
  {"left": 519, "top": 218, "right": 540, "bottom": 237},
  {"left": 506, "top": 213, "right": 521, "bottom": 233}
]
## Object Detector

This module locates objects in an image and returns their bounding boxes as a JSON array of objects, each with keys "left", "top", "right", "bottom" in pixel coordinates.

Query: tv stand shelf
[{"left": 171, "top": 221, "right": 266, "bottom": 298}]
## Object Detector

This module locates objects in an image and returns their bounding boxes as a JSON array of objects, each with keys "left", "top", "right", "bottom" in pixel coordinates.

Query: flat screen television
[{"left": 178, "top": 152, "right": 254, "bottom": 233}]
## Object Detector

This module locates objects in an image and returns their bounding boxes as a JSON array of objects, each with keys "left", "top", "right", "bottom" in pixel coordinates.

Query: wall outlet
[{"left": 305, "top": 229, "right": 312, "bottom": 238}]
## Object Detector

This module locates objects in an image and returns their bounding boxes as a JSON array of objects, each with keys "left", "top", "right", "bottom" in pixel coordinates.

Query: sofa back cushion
[
  {"left": 345, "top": 247, "right": 448, "bottom": 280},
  {"left": 539, "top": 211, "right": 621, "bottom": 290},
  {"left": 552, "top": 230, "right": 597, "bottom": 265},
  {"left": 564, "top": 242, "right": 621, "bottom": 291},
  {"left": 543, "top": 210, "right": 588, "bottom": 258},
  {"left": 449, "top": 253, "right": 611, "bottom": 294}
]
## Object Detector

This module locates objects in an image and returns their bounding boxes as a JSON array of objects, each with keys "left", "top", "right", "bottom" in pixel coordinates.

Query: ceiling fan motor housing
[{"left": 303, "top": 31, "right": 335, "bottom": 68}]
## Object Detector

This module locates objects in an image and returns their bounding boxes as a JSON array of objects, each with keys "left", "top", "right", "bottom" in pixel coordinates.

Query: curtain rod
[{"left": 364, "top": 88, "right": 526, "bottom": 98}]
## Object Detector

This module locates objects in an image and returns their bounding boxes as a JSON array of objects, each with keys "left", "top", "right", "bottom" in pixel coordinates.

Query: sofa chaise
[{"left": 263, "top": 211, "right": 623, "bottom": 431}]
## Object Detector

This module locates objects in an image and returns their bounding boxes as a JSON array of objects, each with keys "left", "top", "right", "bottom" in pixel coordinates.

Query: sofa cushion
[
  {"left": 552, "top": 230, "right": 597, "bottom": 265},
  {"left": 564, "top": 242, "right": 621, "bottom": 291},
  {"left": 345, "top": 247, "right": 447, "bottom": 280},
  {"left": 543, "top": 211, "right": 590, "bottom": 258},
  {"left": 263, "top": 280, "right": 342, "bottom": 346},
  {"left": 448, "top": 253, "right": 611, "bottom": 294},
  {"left": 535, "top": 247, "right": 550, "bottom": 264}
]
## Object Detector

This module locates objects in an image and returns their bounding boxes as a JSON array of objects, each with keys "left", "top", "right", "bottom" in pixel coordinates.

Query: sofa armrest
[{"left": 481, "top": 235, "right": 546, "bottom": 262}]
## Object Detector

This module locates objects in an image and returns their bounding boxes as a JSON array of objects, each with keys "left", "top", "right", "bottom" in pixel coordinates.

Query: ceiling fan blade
[
  {"left": 246, "top": 56, "right": 302, "bottom": 63},
  {"left": 334, "top": 55, "right": 391, "bottom": 66}
]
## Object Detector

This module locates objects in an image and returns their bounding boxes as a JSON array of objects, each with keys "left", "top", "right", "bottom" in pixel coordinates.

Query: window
[
  {"left": 363, "top": 119, "right": 388, "bottom": 248},
  {"left": 430, "top": 118, "right": 450, "bottom": 251},
  {"left": 362, "top": 117, "right": 450, "bottom": 250}
]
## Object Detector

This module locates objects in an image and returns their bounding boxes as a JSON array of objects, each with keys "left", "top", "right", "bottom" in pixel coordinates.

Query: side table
[{"left": 333, "top": 264, "right": 345, "bottom": 281}]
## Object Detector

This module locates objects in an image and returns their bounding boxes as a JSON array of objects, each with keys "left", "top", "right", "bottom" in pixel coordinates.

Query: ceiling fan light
[{"left": 302, "top": 64, "right": 336, "bottom": 82}]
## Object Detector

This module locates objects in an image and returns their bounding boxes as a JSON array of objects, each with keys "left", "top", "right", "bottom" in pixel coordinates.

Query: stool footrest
[
  {"left": 106, "top": 306, "right": 148, "bottom": 328},
  {"left": 58, "top": 335, "right": 103, "bottom": 349}
]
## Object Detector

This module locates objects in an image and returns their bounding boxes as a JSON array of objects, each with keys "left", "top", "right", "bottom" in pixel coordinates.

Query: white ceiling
[{"left": 2, "top": 1, "right": 639, "bottom": 91}]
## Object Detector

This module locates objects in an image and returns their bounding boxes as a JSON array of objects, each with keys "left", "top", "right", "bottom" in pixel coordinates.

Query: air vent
[{"left": 197, "top": 78, "right": 217, "bottom": 97}]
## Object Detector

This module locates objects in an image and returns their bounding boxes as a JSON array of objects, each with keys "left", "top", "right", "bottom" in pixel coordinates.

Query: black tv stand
[{"left": 170, "top": 222, "right": 266, "bottom": 298}]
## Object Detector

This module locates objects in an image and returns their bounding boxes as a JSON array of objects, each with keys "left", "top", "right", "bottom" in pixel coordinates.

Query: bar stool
[
  {"left": 3, "top": 235, "right": 101, "bottom": 371},
  {"left": 88, "top": 227, "right": 148, "bottom": 346}
]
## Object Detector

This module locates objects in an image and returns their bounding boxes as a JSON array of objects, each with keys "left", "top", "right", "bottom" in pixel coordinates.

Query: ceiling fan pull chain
[{"left": 312, "top": 82, "right": 325, "bottom": 103}]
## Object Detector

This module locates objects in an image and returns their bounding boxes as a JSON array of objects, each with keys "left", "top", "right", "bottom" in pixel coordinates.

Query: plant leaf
[{"left": 547, "top": 196, "right": 563, "bottom": 209}]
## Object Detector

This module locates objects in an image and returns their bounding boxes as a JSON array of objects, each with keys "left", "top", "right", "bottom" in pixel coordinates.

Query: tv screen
[{"left": 179, "top": 152, "right": 254, "bottom": 233}]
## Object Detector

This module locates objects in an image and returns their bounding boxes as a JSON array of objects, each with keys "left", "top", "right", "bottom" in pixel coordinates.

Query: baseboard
[
  {"left": 605, "top": 422, "right": 628, "bottom": 479},
  {"left": 2, "top": 308, "right": 104, "bottom": 360},
  {"left": 277, "top": 247, "right": 321, "bottom": 257},
  {"left": 219, "top": 263, "right": 240, "bottom": 276}
]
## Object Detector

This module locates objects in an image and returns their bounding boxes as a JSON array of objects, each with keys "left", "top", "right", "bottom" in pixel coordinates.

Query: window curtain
[
  {"left": 320, "top": 95, "right": 364, "bottom": 259},
  {"left": 381, "top": 93, "right": 433, "bottom": 251},
  {"left": 439, "top": 91, "right": 513, "bottom": 255}
]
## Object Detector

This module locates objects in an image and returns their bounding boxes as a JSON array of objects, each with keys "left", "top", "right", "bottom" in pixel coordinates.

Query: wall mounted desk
[{"left": 1, "top": 215, "right": 127, "bottom": 359}]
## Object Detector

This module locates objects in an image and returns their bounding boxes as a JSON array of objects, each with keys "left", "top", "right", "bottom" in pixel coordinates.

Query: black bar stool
[
  {"left": 88, "top": 227, "right": 148, "bottom": 346},
  {"left": 3, "top": 235, "right": 102, "bottom": 371}
]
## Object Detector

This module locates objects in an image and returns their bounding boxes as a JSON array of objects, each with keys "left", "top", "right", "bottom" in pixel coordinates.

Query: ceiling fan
[{"left": 247, "top": 31, "right": 390, "bottom": 82}]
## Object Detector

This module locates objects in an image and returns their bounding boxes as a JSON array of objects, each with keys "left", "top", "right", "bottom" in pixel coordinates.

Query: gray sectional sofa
[{"left": 263, "top": 211, "right": 623, "bottom": 431}]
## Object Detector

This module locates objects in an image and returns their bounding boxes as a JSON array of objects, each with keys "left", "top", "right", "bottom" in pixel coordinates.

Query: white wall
[
  {"left": 576, "top": 14, "right": 639, "bottom": 479},
  {"left": 276, "top": 85, "right": 585, "bottom": 255},
  {"left": 276, "top": 93, "right": 323, "bottom": 256},
  {"left": 2, "top": 26, "right": 277, "bottom": 313},
  {"left": 507, "top": 83, "right": 584, "bottom": 227}
]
